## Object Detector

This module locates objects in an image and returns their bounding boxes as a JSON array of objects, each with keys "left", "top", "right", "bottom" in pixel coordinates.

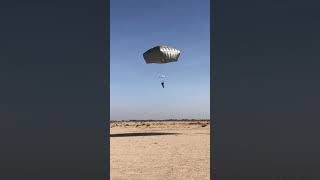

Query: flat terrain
[{"left": 110, "top": 120, "right": 210, "bottom": 180}]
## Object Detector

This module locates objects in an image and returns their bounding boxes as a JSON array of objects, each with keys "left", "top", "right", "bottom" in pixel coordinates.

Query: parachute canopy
[{"left": 143, "top": 45, "right": 180, "bottom": 64}]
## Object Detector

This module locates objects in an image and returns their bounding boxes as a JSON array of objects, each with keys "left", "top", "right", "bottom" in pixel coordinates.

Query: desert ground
[{"left": 110, "top": 120, "right": 210, "bottom": 180}]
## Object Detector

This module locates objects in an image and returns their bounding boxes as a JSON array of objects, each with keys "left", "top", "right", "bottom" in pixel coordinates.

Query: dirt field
[{"left": 110, "top": 120, "right": 210, "bottom": 180}]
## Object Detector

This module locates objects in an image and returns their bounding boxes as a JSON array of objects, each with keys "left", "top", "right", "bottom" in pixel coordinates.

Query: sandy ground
[{"left": 110, "top": 120, "right": 210, "bottom": 180}]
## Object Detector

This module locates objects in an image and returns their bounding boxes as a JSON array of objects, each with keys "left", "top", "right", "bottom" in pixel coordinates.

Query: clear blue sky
[{"left": 111, "top": 0, "right": 210, "bottom": 120}]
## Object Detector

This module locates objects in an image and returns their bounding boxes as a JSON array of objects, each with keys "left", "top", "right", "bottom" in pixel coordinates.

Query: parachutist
[{"left": 161, "top": 82, "right": 165, "bottom": 88}]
